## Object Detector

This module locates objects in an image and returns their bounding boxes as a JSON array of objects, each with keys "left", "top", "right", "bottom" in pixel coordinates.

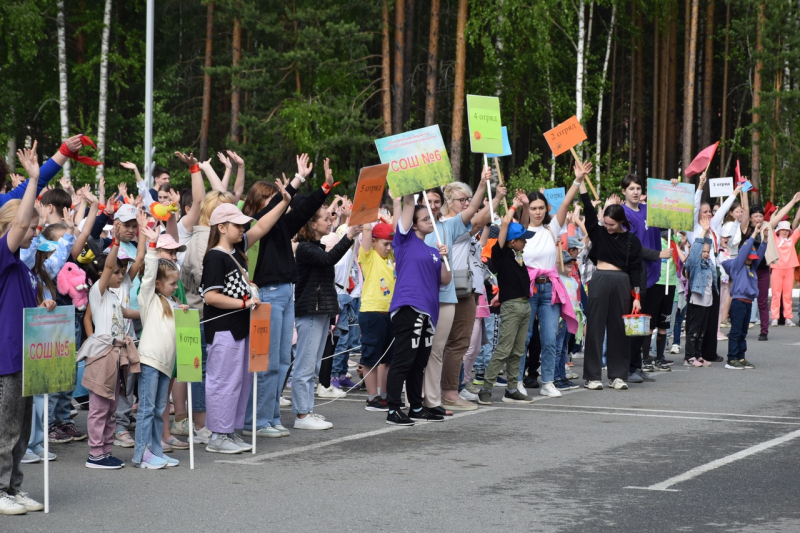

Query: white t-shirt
[
  {"left": 89, "top": 283, "right": 126, "bottom": 340},
  {"left": 110, "top": 274, "right": 135, "bottom": 338},
  {"left": 177, "top": 221, "right": 192, "bottom": 267},
  {"left": 522, "top": 219, "right": 565, "bottom": 269}
]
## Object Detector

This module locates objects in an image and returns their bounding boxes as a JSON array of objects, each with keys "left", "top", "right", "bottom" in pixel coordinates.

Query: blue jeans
[
  {"left": 190, "top": 323, "right": 208, "bottom": 413},
  {"left": 292, "top": 314, "right": 331, "bottom": 415},
  {"left": 555, "top": 321, "right": 570, "bottom": 382},
  {"left": 524, "top": 284, "right": 561, "bottom": 383},
  {"left": 333, "top": 294, "right": 360, "bottom": 377},
  {"left": 728, "top": 298, "right": 751, "bottom": 360},
  {"left": 673, "top": 305, "right": 686, "bottom": 346},
  {"left": 475, "top": 315, "right": 498, "bottom": 374},
  {"left": 27, "top": 395, "right": 46, "bottom": 453},
  {"left": 247, "top": 283, "right": 295, "bottom": 430},
  {"left": 49, "top": 391, "right": 72, "bottom": 424},
  {"left": 133, "top": 364, "right": 170, "bottom": 463},
  {"left": 74, "top": 360, "right": 89, "bottom": 399}
]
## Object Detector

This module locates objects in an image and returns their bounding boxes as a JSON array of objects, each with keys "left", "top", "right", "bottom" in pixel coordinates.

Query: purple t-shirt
[
  {"left": 624, "top": 203, "right": 662, "bottom": 288},
  {"left": 0, "top": 234, "right": 39, "bottom": 375},
  {"left": 389, "top": 221, "right": 442, "bottom": 326}
]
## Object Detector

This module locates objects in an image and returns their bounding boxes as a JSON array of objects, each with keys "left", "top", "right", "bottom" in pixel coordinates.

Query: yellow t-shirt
[{"left": 358, "top": 247, "right": 396, "bottom": 313}]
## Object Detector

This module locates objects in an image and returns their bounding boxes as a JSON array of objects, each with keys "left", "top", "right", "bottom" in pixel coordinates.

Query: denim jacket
[{"left": 685, "top": 237, "right": 718, "bottom": 296}]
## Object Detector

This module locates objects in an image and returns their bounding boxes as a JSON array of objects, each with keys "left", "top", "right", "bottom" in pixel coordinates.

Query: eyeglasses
[
  {"left": 416, "top": 216, "right": 431, "bottom": 223},
  {"left": 453, "top": 197, "right": 472, "bottom": 205}
]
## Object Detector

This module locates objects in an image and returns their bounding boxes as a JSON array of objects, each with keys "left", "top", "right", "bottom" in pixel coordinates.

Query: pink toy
[{"left": 57, "top": 262, "right": 90, "bottom": 310}]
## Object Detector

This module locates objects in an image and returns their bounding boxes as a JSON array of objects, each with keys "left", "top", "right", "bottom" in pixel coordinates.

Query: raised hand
[
  {"left": 495, "top": 184, "right": 507, "bottom": 199},
  {"left": 297, "top": 153, "right": 313, "bottom": 178},
  {"left": 199, "top": 158, "right": 213, "bottom": 173},
  {"left": 63, "top": 135, "right": 83, "bottom": 153},
  {"left": 216, "top": 152, "right": 232, "bottom": 169},
  {"left": 118, "top": 183, "right": 127, "bottom": 198},
  {"left": 120, "top": 161, "right": 138, "bottom": 172},
  {"left": 515, "top": 189, "right": 529, "bottom": 206},
  {"left": 169, "top": 189, "right": 181, "bottom": 204},
  {"left": 174, "top": 151, "right": 198, "bottom": 166},
  {"left": 17, "top": 140, "right": 40, "bottom": 181},
  {"left": 698, "top": 172, "right": 707, "bottom": 190},
  {"left": 140, "top": 224, "right": 159, "bottom": 243},
  {"left": 83, "top": 187, "right": 98, "bottom": 205},
  {"left": 573, "top": 160, "right": 592, "bottom": 182},
  {"left": 9, "top": 173, "right": 25, "bottom": 188},
  {"left": 59, "top": 174, "right": 73, "bottom": 192},
  {"left": 700, "top": 214, "right": 711, "bottom": 233},
  {"left": 323, "top": 157, "right": 334, "bottom": 186},
  {"left": 136, "top": 210, "right": 148, "bottom": 234},
  {"left": 346, "top": 224, "right": 363, "bottom": 239},
  {"left": 275, "top": 179, "right": 291, "bottom": 203},
  {"left": 226, "top": 150, "right": 244, "bottom": 167},
  {"left": 62, "top": 207, "right": 75, "bottom": 232}
]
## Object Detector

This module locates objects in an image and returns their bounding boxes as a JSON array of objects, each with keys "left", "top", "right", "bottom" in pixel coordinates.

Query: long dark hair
[
  {"left": 526, "top": 191, "right": 552, "bottom": 225},
  {"left": 32, "top": 224, "right": 66, "bottom": 304},
  {"left": 205, "top": 223, "right": 249, "bottom": 265},
  {"left": 603, "top": 204, "right": 631, "bottom": 231},
  {"left": 296, "top": 205, "right": 328, "bottom": 242},
  {"left": 242, "top": 181, "right": 279, "bottom": 217}
]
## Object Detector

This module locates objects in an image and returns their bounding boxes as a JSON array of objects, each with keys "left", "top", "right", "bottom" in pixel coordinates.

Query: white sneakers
[
  {"left": 279, "top": 396, "right": 292, "bottom": 408},
  {"left": 670, "top": 344, "right": 681, "bottom": 354},
  {"left": 458, "top": 388, "right": 478, "bottom": 401},
  {"left": 316, "top": 384, "right": 346, "bottom": 398},
  {"left": 609, "top": 378, "right": 629, "bottom": 390},
  {"left": 786, "top": 320, "right": 797, "bottom": 327},
  {"left": 294, "top": 413, "right": 333, "bottom": 430},
  {"left": 539, "top": 382, "right": 562, "bottom": 398},
  {"left": 584, "top": 380, "right": 603, "bottom": 390},
  {"left": 0, "top": 492, "right": 43, "bottom": 514}
]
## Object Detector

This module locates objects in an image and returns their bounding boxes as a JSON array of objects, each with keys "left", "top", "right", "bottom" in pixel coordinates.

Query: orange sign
[
  {"left": 543, "top": 116, "right": 588, "bottom": 157},
  {"left": 249, "top": 304, "right": 271, "bottom": 373},
  {"left": 349, "top": 163, "right": 389, "bottom": 226}
]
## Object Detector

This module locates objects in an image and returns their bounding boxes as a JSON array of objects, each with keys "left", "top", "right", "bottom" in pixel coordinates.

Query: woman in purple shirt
[{"left": 385, "top": 195, "right": 451, "bottom": 427}]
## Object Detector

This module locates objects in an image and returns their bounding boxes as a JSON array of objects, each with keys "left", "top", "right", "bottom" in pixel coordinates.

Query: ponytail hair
[{"left": 155, "top": 259, "right": 179, "bottom": 319}]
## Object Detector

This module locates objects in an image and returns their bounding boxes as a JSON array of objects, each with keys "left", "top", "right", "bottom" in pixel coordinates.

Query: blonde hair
[
  {"left": 441, "top": 182, "right": 473, "bottom": 217},
  {"left": 155, "top": 259, "right": 179, "bottom": 318},
  {"left": 198, "top": 191, "right": 236, "bottom": 226},
  {"left": 0, "top": 199, "right": 37, "bottom": 237}
]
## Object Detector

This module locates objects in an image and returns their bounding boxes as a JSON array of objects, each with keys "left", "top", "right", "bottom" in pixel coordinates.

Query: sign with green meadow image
[
  {"left": 646, "top": 178, "right": 695, "bottom": 232},
  {"left": 22, "top": 306, "right": 76, "bottom": 397},
  {"left": 374, "top": 125, "right": 453, "bottom": 197},
  {"left": 175, "top": 309, "right": 202, "bottom": 382}
]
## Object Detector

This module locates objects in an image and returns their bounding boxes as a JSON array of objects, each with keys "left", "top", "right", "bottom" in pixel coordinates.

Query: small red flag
[{"left": 685, "top": 142, "right": 719, "bottom": 178}]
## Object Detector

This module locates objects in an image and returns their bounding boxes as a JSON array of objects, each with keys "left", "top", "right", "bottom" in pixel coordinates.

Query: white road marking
[
  {"left": 216, "top": 409, "right": 485, "bottom": 465},
  {"left": 626, "top": 429, "right": 800, "bottom": 491},
  {"left": 510, "top": 403, "right": 800, "bottom": 420}
]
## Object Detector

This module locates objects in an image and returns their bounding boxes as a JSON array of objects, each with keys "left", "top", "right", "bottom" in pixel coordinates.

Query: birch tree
[
  {"left": 57, "top": 0, "right": 70, "bottom": 179},
  {"left": 681, "top": 0, "right": 699, "bottom": 180},
  {"left": 595, "top": 2, "right": 617, "bottom": 186},
  {"left": 575, "top": 0, "right": 585, "bottom": 123},
  {"left": 96, "top": 0, "right": 112, "bottom": 180}
]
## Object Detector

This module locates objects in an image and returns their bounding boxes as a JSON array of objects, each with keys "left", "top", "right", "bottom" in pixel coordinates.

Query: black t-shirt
[
  {"left": 491, "top": 243, "right": 531, "bottom": 303},
  {"left": 200, "top": 248, "right": 251, "bottom": 344}
]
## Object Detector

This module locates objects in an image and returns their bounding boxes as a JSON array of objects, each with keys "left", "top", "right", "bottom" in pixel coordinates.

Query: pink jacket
[
  {"left": 772, "top": 229, "right": 800, "bottom": 269},
  {"left": 527, "top": 267, "right": 579, "bottom": 335}
]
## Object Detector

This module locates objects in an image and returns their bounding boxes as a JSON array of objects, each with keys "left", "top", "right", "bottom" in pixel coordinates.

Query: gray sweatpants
[{"left": 0, "top": 372, "right": 33, "bottom": 496}]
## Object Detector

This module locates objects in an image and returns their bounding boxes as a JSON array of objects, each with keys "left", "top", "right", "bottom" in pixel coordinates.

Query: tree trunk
[
  {"left": 700, "top": 0, "right": 715, "bottom": 149},
  {"left": 606, "top": 29, "right": 618, "bottom": 181},
  {"left": 681, "top": 0, "right": 699, "bottom": 181},
  {"left": 200, "top": 2, "right": 215, "bottom": 161},
  {"left": 651, "top": 20, "right": 660, "bottom": 177},
  {"left": 546, "top": 60, "right": 556, "bottom": 181},
  {"left": 450, "top": 0, "right": 468, "bottom": 181},
  {"left": 596, "top": 3, "right": 617, "bottom": 187},
  {"left": 666, "top": 10, "right": 679, "bottom": 180},
  {"left": 424, "top": 0, "right": 441, "bottom": 127},
  {"left": 57, "top": 1, "right": 70, "bottom": 179},
  {"left": 750, "top": 1, "right": 764, "bottom": 200},
  {"left": 402, "top": 0, "right": 414, "bottom": 126},
  {"left": 575, "top": 0, "right": 586, "bottom": 123},
  {"left": 720, "top": 1, "right": 731, "bottom": 175},
  {"left": 382, "top": 0, "right": 392, "bottom": 135},
  {"left": 230, "top": 16, "right": 242, "bottom": 143},
  {"left": 392, "top": 0, "right": 405, "bottom": 134},
  {"left": 771, "top": 68, "right": 782, "bottom": 203},
  {"left": 96, "top": 0, "right": 112, "bottom": 180},
  {"left": 635, "top": 11, "right": 644, "bottom": 175},
  {"left": 584, "top": 1, "right": 594, "bottom": 80},
  {"left": 627, "top": 4, "right": 635, "bottom": 172}
]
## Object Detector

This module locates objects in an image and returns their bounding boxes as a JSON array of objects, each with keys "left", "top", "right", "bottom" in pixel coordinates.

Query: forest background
[{"left": 1, "top": 0, "right": 797, "bottom": 206}]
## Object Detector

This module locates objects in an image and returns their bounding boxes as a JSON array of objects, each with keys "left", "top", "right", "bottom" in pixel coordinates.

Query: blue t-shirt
[
  {"left": 390, "top": 221, "right": 442, "bottom": 326},
  {"left": 623, "top": 203, "right": 662, "bottom": 288},
  {"left": 424, "top": 215, "right": 470, "bottom": 304},
  {"left": 0, "top": 235, "right": 39, "bottom": 375}
]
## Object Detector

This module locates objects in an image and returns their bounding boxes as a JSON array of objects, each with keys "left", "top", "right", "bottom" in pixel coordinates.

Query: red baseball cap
[{"left": 372, "top": 222, "right": 394, "bottom": 240}]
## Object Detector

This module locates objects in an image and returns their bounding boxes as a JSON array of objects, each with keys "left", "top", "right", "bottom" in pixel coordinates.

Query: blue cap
[
  {"left": 36, "top": 239, "right": 59, "bottom": 253},
  {"left": 567, "top": 236, "right": 584, "bottom": 249},
  {"left": 507, "top": 222, "right": 534, "bottom": 242}
]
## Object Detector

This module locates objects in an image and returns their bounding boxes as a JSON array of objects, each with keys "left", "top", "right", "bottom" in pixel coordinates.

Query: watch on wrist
[{"left": 294, "top": 173, "right": 306, "bottom": 183}]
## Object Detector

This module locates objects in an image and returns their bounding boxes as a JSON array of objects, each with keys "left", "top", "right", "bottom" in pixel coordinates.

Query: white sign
[{"left": 709, "top": 177, "right": 734, "bottom": 198}]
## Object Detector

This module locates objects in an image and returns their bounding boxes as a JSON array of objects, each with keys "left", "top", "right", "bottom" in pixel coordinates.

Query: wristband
[
  {"left": 36, "top": 226, "right": 42, "bottom": 231},
  {"left": 148, "top": 242, "right": 157, "bottom": 248},
  {"left": 111, "top": 239, "right": 120, "bottom": 247},
  {"left": 321, "top": 181, "right": 340, "bottom": 194},
  {"left": 509, "top": 206, "right": 516, "bottom": 212},
  {"left": 189, "top": 164, "right": 200, "bottom": 174},
  {"left": 294, "top": 173, "right": 306, "bottom": 183}
]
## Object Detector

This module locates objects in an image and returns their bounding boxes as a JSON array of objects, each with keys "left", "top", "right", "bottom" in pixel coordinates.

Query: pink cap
[
  {"left": 209, "top": 203, "right": 253, "bottom": 226},
  {"left": 157, "top": 233, "right": 187, "bottom": 252},
  {"left": 776, "top": 221, "right": 791, "bottom": 233}
]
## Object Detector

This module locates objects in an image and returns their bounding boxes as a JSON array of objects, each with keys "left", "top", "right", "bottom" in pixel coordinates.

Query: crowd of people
[{"left": 1, "top": 135, "right": 798, "bottom": 515}]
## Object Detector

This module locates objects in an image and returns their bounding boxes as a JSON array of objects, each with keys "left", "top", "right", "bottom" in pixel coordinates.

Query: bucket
[{"left": 623, "top": 313, "right": 651, "bottom": 336}]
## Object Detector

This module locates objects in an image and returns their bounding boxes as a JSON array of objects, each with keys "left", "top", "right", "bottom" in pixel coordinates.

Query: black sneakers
[
  {"left": 386, "top": 409, "right": 415, "bottom": 426},
  {"left": 408, "top": 407, "right": 445, "bottom": 422},
  {"left": 365, "top": 398, "right": 389, "bottom": 412},
  {"left": 477, "top": 389, "right": 493, "bottom": 405}
]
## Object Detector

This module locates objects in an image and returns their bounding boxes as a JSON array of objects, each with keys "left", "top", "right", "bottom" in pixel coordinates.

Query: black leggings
[
  {"left": 584, "top": 270, "right": 631, "bottom": 381},
  {"left": 386, "top": 307, "right": 434, "bottom": 410}
]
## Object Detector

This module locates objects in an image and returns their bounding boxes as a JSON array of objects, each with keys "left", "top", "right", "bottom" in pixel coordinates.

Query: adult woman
[
  {"left": 244, "top": 155, "right": 336, "bottom": 438},
  {"left": 417, "top": 168, "right": 489, "bottom": 415},
  {"left": 579, "top": 178, "right": 643, "bottom": 390},
  {"left": 718, "top": 202, "right": 744, "bottom": 330},
  {"left": 386, "top": 196, "right": 451, "bottom": 425},
  {"left": 437, "top": 175, "right": 503, "bottom": 410},
  {"left": 522, "top": 161, "right": 592, "bottom": 398}
]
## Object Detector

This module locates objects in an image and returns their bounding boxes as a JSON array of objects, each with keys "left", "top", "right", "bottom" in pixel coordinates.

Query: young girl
[
  {"left": 554, "top": 252, "right": 580, "bottom": 391},
  {"left": 293, "top": 206, "right": 361, "bottom": 429},
  {"left": 201, "top": 185, "right": 290, "bottom": 453},
  {"left": 716, "top": 229, "right": 733, "bottom": 340},
  {"left": 0, "top": 143, "right": 46, "bottom": 514},
  {"left": 386, "top": 196, "right": 450, "bottom": 425},
  {"left": 357, "top": 222, "right": 396, "bottom": 411},
  {"left": 770, "top": 214, "right": 800, "bottom": 327},
  {"left": 133, "top": 225, "right": 189, "bottom": 469},
  {"left": 683, "top": 216, "right": 717, "bottom": 367}
]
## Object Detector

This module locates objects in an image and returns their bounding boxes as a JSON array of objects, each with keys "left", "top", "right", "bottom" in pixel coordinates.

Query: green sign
[
  {"left": 374, "top": 125, "right": 454, "bottom": 197},
  {"left": 175, "top": 310, "right": 202, "bottom": 382},
  {"left": 466, "top": 94, "right": 503, "bottom": 154},
  {"left": 22, "top": 306, "right": 76, "bottom": 397}
]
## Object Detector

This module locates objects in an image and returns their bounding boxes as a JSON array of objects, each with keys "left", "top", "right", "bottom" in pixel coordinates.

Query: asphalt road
[{"left": 10, "top": 320, "right": 800, "bottom": 532}]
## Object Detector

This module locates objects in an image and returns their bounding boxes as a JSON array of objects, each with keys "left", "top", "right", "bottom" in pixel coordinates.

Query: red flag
[
  {"left": 735, "top": 160, "right": 744, "bottom": 183},
  {"left": 764, "top": 201, "right": 777, "bottom": 221},
  {"left": 685, "top": 142, "right": 719, "bottom": 178},
  {"left": 669, "top": 239, "right": 680, "bottom": 268}
]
